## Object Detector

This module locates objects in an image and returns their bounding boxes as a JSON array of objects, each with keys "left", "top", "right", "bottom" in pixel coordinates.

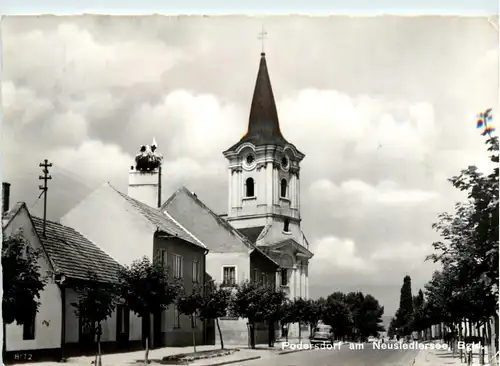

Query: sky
[{"left": 1, "top": 15, "right": 498, "bottom": 315}]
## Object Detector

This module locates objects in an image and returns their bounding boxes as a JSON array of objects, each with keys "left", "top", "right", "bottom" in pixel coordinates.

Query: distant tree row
[{"left": 389, "top": 109, "right": 499, "bottom": 365}]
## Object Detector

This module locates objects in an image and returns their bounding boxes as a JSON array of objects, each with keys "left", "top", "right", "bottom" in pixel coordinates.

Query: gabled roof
[
  {"left": 162, "top": 187, "right": 278, "bottom": 267},
  {"left": 2, "top": 202, "right": 123, "bottom": 283},
  {"left": 262, "top": 238, "right": 314, "bottom": 259},
  {"left": 109, "top": 184, "right": 206, "bottom": 250},
  {"left": 224, "top": 52, "right": 302, "bottom": 155},
  {"left": 237, "top": 226, "right": 265, "bottom": 244}
]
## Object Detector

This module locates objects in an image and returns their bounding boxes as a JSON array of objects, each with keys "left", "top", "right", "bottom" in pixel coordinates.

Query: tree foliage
[
  {"left": 2, "top": 230, "right": 46, "bottom": 325},
  {"left": 393, "top": 275, "right": 414, "bottom": 336},
  {"left": 401, "top": 110, "right": 499, "bottom": 353},
  {"left": 118, "top": 256, "right": 182, "bottom": 363},
  {"left": 71, "top": 272, "right": 119, "bottom": 329},
  {"left": 118, "top": 256, "right": 183, "bottom": 319},
  {"left": 71, "top": 271, "right": 119, "bottom": 366}
]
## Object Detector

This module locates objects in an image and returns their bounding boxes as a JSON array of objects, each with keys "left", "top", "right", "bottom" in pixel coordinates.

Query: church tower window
[
  {"left": 280, "top": 178, "right": 287, "bottom": 198},
  {"left": 245, "top": 178, "right": 255, "bottom": 197},
  {"left": 283, "top": 218, "right": 290, "bottom": 233}
]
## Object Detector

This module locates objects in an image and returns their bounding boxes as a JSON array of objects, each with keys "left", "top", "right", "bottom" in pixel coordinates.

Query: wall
[
  {"left": 217, "top": 318, "right": 271, "bottom": 346},
  {"left": 128, "top": 169, "right": 160, "bottom": 209},
  {"left": 164, "top": 189, "right": 248, "bottom": 253},
  {"left": 63, "top": 288, "right": 142, "bottom": 344},
  {"left": 249, "top": 251, "right": 277, "bottom": 286},
  {"left": 61, "top": 183, "right": 155, "bottom": 267},
  {"left": 4, "top": 206, "right": 63, "bottom": 352},
  {"left": 153, "top": 235, "right": 206, "bottom": 346},
  {"left": 206, "top": 252, "right": 250, "bottom": 285}
]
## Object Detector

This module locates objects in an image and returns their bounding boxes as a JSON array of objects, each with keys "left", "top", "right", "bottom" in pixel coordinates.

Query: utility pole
[{"left": 39, "top": 159, "right": 52, "bottom": 237}]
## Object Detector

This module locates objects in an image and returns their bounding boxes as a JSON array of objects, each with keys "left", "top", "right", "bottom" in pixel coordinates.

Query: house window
[
  {"left": 161, "top": 249, "right": 167, "bottom": 267},
  {"left": 222, "top": 266, "right": 236, "bottom": 286},
  {"left": 253, "top": 268, "right": 259, "bottom": 283},
  {"left": 174, "top": 306, "right": 180, "bottom": 328},
  {"left": 173, "top": 255, "right": 183, "bottom": 278},
  {"left": 245, "top": 178, "right": 255, "bottom": 197},
  {"left": 192, "top": 260, "right": 200, "bottom": 283},
  {"left": 117, "top": 305, "right": 129, "bottom": 334},
  {"left": 280, "top": 178, "right": 287, "bottom": 198},
  {"left": 262, "top": 273, "right": 267, "bottom": 286},
  {"left": 23, "top": 313, "right": 36, "bottom": 340},
  {"left": 281, "top": 268, "right": 288, "bottom": 286},
  {"left": 283, "top": 219, "right": 290, "bottom": 233}
]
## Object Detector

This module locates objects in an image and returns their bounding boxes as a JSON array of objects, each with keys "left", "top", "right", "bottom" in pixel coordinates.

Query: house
[
  {"left": 162, "top": 186, "right": 280, "bottom": 345},
  {"left": 2, "top": 184, "right": 140, "bottom": 363},
  {"left": 60, "top": 178, "right": 209, "bottom": 347}
]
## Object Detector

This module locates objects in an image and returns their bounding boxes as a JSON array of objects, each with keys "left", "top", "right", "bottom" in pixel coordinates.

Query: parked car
[
  {"left": 310, "top": 324, "right": 335, "bottom": 345},
  {"left": 367, "top": 336, "right": 378, "bottom": 343}
]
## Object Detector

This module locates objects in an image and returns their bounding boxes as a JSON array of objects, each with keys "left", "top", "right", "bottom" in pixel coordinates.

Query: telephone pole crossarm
[{"left": 38, "top": 159, "right": 53, "bottom": 237}]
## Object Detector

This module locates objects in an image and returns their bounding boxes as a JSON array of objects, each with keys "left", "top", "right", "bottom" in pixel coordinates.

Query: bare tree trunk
[
  {"left": 145, "top": 336, "right": 149, "bottom": 365},
  {"left": 248, "top": 323, "right": 256, "bottom": 349},
  {"left": 97, "top": 336, "right": 102, "bottom": 366},
  {"left": 192, "top": 316, "right": 197, "bottom": 354},
  {"left": 459, "top": 320, "right": 464, "bottom": 363},
  {"left": 216, "top": 318, "right": 224, "bottom": 350}
]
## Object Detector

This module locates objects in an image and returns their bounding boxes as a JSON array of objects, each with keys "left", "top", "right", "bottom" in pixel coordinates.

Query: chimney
[
  {"left": 2, "top": 182, "right": 11, "bottom": 214},
  {"left": 128, "top": 140, "right": 163, "bottom": 208}
]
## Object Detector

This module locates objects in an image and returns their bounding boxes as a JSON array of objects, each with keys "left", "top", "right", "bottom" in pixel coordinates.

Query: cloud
[
  {"left": 1, "top": 16, "right": 497, "bottom": 315},
  {"left": 3, "top": 22, "right": 188, "bottom": 93},
  {"left": 309, "top": 179, "right": 438, "bottom": 212},
  {"left": 310, "top": 236, "right": 375, "bottom": 275},
  {"left": 46, "top": 140, "right": 133, "bottom": 186}
]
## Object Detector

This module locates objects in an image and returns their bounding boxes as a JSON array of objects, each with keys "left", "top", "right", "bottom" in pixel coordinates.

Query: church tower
[{"left": 223, "top": 52, "right": 305, "bottom": 237}]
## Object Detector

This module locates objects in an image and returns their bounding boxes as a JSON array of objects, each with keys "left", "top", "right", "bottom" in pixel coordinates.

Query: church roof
[{"left": 225, "top": 52, "right": 302, "bottom": 154}]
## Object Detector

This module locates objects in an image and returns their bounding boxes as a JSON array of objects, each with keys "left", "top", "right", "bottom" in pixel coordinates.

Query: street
[{"left": 236, "top": 343, "right": 418, "bottom": 366}]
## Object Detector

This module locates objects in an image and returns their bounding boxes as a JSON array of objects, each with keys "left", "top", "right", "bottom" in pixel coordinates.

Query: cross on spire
[{"left": 258, "top": 26, "right": 267, "bottom": 54}]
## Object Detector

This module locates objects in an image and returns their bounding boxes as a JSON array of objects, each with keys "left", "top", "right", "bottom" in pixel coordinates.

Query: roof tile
[{"left": 31, "top": 216, "right": 122, "bottom": 283}]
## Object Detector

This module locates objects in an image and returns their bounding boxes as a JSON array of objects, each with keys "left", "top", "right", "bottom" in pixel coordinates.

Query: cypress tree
[{"left": 395, "top": 275, "right": 414, "bottom": 336}]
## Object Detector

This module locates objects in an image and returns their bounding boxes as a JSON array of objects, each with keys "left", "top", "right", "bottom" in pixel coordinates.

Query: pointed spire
[
  {"left": 152, "top": 137, "right": 158, "bottom": 148},
  {"left": 231, "top": 52, "right": 287, "bottom": 149}
]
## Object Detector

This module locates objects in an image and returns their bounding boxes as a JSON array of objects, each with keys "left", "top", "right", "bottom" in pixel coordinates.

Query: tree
[
  {"left": 118, "top": 256, "right": 183, "bottom": 364},
  {"left": 260, "top": 286, "right": 287, "bottom": 347},
  {"left": 344, "top": 292, "right": 364, "bottom": 341},
  {"left": 177, "top": 287, "right": 204, "bottom": 353},
  {"left": 357, "top": 294, "right": 385, "bottom": 340},
  {"left": 322, "top": 296, "right": 352, "bottom": 341},
  {"left": 394, "top": 276, "right": 414, "bottom": 337},
  {"left": 305, "top": 297, "right": 326, "bottom": 333},
  {"left": 2, "top": 230, "right": 47, "bottom": 357},
  {"left": 422, "top": 111, "right": 499, "bottom": 362},
  {"left": 198, "top": 282, "right": 232, "bottom": 349},
  {"left": 2, "top": 230, "right": 47, "bottom": 326},
  {"left": 71, "top": 272, "right": 119, "bottom": 366},
  {"left": 290, "top": 297, "right": 310, "bottom": 341},
  {"left": 230, "top": 280, "right": 271, "bottom": 349}
]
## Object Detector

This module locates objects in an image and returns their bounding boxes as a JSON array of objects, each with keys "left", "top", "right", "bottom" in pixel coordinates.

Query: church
[
  {"left": 61, "top": 50, "right": 314, "bottom": 345},
  {"left": 221, "top": 51, "right": 313, "bottom": 300}
]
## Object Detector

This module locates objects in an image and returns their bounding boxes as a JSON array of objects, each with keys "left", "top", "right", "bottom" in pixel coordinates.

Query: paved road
[{"left": 237, "top": 343, "right": 419, "bottom": 366}]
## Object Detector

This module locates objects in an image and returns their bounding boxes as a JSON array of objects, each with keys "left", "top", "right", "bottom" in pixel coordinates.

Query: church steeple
[{"left": 226, "top": 52, "right": 288, "bottom": 152}]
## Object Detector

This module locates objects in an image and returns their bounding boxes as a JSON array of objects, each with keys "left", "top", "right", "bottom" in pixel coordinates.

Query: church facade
[{"left": 222, "top": 51, "right": 314, "bottom": 304}]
